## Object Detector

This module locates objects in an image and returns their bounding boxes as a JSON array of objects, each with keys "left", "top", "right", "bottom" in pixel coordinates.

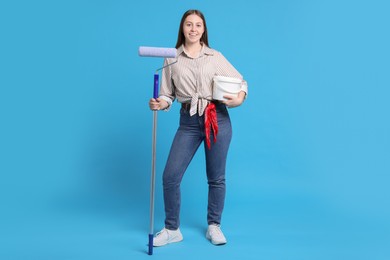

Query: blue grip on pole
[
  {"left": 153, "top": 73, "right": 159, "bottom": 99},
  {"left": 148, "top": 234, "right": 153, "bottom": 255}
]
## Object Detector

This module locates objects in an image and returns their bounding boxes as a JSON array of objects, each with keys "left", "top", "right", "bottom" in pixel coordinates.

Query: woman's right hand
[{"left": 149, "top": 98, "right": 169, "bottom": 111}]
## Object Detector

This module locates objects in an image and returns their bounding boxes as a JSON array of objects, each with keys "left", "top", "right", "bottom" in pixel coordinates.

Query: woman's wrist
[
  {"left": 238, "top": 91, "right": 246, "bottom": 103},
  {"left": 160, "top": 99, "right": 169, "bottom": 110}
]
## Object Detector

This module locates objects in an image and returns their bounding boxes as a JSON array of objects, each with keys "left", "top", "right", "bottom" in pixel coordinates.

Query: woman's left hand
[{"left": 222, "top": 91, "right": 246, "bottom": 108}]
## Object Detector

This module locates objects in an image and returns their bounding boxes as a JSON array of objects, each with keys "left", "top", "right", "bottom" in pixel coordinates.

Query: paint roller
[
  {"left": 139, "top": 46, "right": 177, "bottom": 58},
  {"left": 138, "top": 46, "right": 177, "bottom": 255},
  {"left": 139, "top": 46, "right": 177, "bottom": 98}
]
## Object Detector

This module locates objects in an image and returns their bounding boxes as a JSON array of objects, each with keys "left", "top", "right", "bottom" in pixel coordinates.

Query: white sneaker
[
  {"left": 206, "top": 224, "right": 227, "bottom": 245},
  {"left": 153, "top": 228, "right": 183, "bottom": 247}
]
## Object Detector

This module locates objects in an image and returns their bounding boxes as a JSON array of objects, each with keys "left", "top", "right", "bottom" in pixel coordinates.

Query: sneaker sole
[{"left": 206, "top": 232, "right": 227, "bottom": 245}]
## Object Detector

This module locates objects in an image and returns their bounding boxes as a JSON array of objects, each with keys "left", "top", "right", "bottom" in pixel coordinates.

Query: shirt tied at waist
[{"left": 189, "top": 93, "right": 209, "bottom": 116}]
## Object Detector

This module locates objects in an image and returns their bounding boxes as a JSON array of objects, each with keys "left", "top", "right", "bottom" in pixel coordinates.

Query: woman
[{"left": 149, "top": 9, "right": 248, "bottom": 246}]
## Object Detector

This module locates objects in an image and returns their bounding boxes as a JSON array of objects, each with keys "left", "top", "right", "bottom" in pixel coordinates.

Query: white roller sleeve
[{"left": 138, "top": 46, "right": 177, "bottom": 58}]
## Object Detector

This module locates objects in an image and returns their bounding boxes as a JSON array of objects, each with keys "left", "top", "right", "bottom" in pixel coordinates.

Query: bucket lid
[{"left": 213, "top": 76, "right": 242, "bottom": 84}]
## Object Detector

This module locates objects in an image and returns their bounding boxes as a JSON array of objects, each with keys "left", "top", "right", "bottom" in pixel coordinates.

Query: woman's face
[{"left": 183, "top": 14, "right": 204, "bottom": 45}]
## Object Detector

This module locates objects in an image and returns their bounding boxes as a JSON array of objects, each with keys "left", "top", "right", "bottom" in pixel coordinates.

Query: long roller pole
[{"left": 148, "top": 72, "right": 159, "bottom": 255}]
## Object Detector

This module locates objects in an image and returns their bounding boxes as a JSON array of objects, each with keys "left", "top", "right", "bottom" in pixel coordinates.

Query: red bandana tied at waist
[{"left": 204, "top": 102, "right": 218, "bottom": 149}]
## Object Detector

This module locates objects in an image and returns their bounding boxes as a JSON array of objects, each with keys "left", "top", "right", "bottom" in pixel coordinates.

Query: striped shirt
[{"left": 159, "top": 44, "right": 248, "bottom": 116}]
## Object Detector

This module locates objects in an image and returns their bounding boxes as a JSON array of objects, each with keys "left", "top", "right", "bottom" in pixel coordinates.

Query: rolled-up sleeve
[{"left": 159, "top": 58, "right": 176, "bottom": 109}]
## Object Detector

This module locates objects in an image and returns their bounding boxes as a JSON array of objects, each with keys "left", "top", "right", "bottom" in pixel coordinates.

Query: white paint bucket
[{"left": 212, "top": 76, "right": 242, "bottom": 101}]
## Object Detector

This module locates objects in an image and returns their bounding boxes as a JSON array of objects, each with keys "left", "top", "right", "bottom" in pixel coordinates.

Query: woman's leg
[
  {"left": 204, "top": 105, "right": 232, "bottom": 225},
  {"left": 162, "top": 109, "right": 203, "bottom": 230}
]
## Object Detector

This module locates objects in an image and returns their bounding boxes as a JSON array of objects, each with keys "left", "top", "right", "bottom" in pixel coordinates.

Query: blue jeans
[{"left": 162, "top": 102, "right": 232, "bottom": 230}]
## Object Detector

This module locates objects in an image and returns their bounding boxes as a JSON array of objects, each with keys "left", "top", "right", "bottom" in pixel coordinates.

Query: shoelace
[
  {"left": 209, "top": 226, "right": 223, "bottom": 237},
  {"left": 155, "top": 228, "right": 168, "bottom": 238}
]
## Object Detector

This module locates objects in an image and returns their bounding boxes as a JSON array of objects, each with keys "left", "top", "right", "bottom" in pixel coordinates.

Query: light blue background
[{"left": 1, "top": 0, "right": 389, "bottom": 259}]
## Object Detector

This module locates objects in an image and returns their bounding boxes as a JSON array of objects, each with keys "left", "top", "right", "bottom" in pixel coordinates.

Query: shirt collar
[{"left": 177, "top": 44, "right": 214, "bottom": 58}]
